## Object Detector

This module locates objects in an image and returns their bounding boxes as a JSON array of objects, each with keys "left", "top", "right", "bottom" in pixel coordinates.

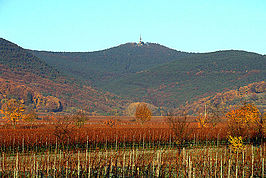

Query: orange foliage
[
  {"left": 104, "top": 118, "right": 116, "bottom": 128},
  {"left": 226, "top": 103, "right": 261, "bottom": 137},
  {"left": 196, "top": 114, "right": 208, "bottom": 128},
  {"left": 184, "top": 81, "right": 265, "bottom": 115},
  {"left": 0, "top": 67, "right": 130, "bottom": 114},
  {"left": 0, "top": 99, "right": 25, "bottom": 127},
  {"left": 0, "top": 120, "right": 229, "bottom": 150},
  {"left": 135, "top": 103, "right": 152, "bottom": 124}
]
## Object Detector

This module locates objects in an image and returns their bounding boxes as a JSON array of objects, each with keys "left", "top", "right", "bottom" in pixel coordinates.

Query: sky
[{"left": 0, "top": 0, "right": 266, "bottom": 54}]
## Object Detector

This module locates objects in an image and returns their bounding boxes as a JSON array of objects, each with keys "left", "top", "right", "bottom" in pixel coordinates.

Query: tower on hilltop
[{"left": 138, "top": 34, "right": 144, "bottom": 46}]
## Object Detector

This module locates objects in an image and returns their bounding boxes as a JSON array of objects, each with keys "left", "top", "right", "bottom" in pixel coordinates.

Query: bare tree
[
  {"left": 207, "top": 102, "right": 227, "bottom": 127},
  {"left": 53, "top": 115, "right": 75, "bottom": 145},
  {"left": 196, "top": 102, "right": 226, "bottom": 128},
  {"left": 165, "top": 110, "right": 191, "bottom": 153},
  {"left": 72, "top": 110, "right": 87, "bottom": 128}
]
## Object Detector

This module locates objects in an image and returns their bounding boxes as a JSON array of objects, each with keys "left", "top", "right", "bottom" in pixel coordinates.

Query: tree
[
  {"left": 22, "top": 108, "right": 38, "bottom": 128},
  {"left": 196, "top": 113, "right": 208, "bottom": 128},
  {"left": 104, "top": 118, "right": 116, "bottom": 128},
  {"left": 196, "top": 102, "right": 226, "bottom": 128},
  {"left": 53, "top": 115, "right": 74, "bottom": 145},
  {"left": 125, "top": 102, "right": 156, "bottom": 117},
  {"left": 207, "top": 102, "right": 227, "bottom": 127},
  {"left": 72, "top": 110, "right": 87, "bottom": 128},
  {"left": 135, "top": 103, "right": 152, "bottom": 124},
  {"left": 226, "top": 103, "right": 261, "bottom": 138},
  {"left": 0, "top": 99, "right": 25, "bottom": 128},
  {"left": 165, "top": 111, "right": 191, "bottom": 154},
  {"left": 262, "top": 113, "right": 266, "bottom": 138}
]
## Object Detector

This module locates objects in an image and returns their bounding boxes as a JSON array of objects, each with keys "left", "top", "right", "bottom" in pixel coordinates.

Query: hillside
[
  {"left": 0, "top": 77, "right": 63, "bottom": 112},
  {"left": 1, "top": 38, "right": 265, "bottom": 115},
  {"left": 102, "top": 50, "right": 266, "bottom": 107},
  {"left": 30, "top": 41, "right": 265, "bottom": 110},
  {"left": 0, "top": 38, "right": 130, "bottom": 114},
  {"left": 30, "top": 43, "right": 191, "bottom": 84},
  {"left": 183, "top": 81, "right": 266, "bottom": 114},
  {"left": 0, "top": 38, "right": 59, "bottom": 79}
]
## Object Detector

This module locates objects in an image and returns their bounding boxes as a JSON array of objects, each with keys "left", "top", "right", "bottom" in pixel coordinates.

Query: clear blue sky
[{"left": 0, "top": 0, "right": 265, "bottom": 54}]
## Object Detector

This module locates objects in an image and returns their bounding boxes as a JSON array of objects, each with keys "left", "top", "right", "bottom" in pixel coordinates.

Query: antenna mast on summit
[{"left": 138, "top": 34, "right": 144, "bottom": 46}]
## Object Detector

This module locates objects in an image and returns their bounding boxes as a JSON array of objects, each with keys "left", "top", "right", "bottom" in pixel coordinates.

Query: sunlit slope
[{"left": 0, "top": 38, "right": 130, "bottom": 114}]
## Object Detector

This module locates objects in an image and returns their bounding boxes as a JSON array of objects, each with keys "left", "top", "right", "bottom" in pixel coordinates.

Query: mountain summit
[{"left": 31, "top": 42, "right": 191, "bottom": 84}]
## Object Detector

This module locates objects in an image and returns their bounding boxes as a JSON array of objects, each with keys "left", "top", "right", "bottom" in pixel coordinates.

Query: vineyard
[
  {"left": 1, "top": 5, "right": 265, "bottom": 177},
  {"left": 0, "top": 117, "right": 264, "bottom": 177}
]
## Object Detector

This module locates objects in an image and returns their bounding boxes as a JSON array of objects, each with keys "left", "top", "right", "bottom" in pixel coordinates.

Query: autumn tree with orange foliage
[
  {"left": 226, "top": 103, "right": 261, "bottom": 138},
  {"left": 135, "top": 103, "right": 152, "bottom": 124},
  {"left": 104, "top": 118, "right": 116, "bottom": 128},
  {"left": 196, "top": 113, "right": 209, "bottom": 128},
  {"left": 0, "top": 99, "right": 25, "bottom": 128}
]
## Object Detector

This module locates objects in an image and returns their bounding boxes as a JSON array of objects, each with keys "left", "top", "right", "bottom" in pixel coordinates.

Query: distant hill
[
  {"left": 0, "top": 38, "right": 59, "bottom": 79},
  {"left": 30, "top": 41, "right": 265, "bottom": 110},
  {"left": 30, "top": 43, "right": 191, "bottom": 85},
  {"left": 100, "top": 50, "right": 266, "bottom": 107},
  {"left": 0, "top": 38, "right": 130, "bottom": 114},
  {"left": 1, "top": 37, "right": 265, "bottom": 115}
]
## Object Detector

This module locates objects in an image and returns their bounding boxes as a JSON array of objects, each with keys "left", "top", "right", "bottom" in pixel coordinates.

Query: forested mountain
[
  {"left": 1, "top": 37, "right": 265, "bottom": 114},
  {"left": 0, "top": 38, "right": 130, "bottom": 114},
  {"left": 30, "top": 43, "right": 191, "bottom": 84},
  {"left": 103, "top": 50, "right": 265, "bottom": 107},
  {"left": 31, "top": 40, "right": 265, "bottom": 110},
  {"left": 0, "top": 38, "right": 59, "bottom": 79}
]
